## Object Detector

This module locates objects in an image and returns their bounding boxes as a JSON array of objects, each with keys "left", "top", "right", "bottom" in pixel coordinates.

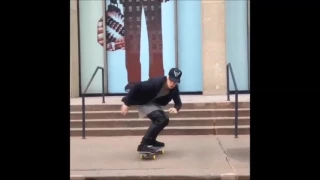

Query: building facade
[{"left": 70, "top": 0, "right": 250, "bottom": 97}]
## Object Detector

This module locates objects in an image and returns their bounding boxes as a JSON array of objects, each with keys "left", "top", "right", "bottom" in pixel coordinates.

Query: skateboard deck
[{"left": 138, "top": 146, "right": 165, "bottom": 160}]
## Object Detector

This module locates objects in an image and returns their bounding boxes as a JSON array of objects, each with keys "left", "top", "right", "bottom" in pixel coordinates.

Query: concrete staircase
[{"left": 70, "top": 101, "right": 250, "bottom": 136}]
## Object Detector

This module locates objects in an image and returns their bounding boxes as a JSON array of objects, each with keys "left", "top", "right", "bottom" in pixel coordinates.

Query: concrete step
[
  {"left": 70, "top": 108, "right": 250, "bottom": 119},
  {"left": 71, "top": 174, "right": 250, "bottom": 180},
  {"left": 70, "top": 101, "right": 250, "bottom": 111},
  {"left": 70, "top": 117, "right": 250, "bottom": 128},
  {"left": 70, "top": 125, "right": 250, "bottom": 136}
]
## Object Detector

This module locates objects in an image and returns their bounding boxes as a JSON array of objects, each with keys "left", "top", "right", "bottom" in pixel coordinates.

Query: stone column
[
  {"left": 201, "top": 0, "right": 227, "bottom": 95},
  {"left": 70, "top": 0, "right": 80, "bottom": 97}
]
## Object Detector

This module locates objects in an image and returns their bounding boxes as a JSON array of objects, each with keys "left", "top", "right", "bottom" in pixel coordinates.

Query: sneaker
[
  {"left": 153, "top": 140, "right": 165, "bottom": 147},
  {"left": 137, "top": 144, "right": 156, "bottom": 153}
]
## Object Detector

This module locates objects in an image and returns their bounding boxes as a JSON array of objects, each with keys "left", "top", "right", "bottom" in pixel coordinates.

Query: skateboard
[{"left": 138, "top": 146, "right": 165, "bottom": 160}]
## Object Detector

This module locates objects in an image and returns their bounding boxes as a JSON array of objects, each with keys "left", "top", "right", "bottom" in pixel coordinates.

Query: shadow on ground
[{"left": 225, "top": 147, "right": 250, "bottom": 162}]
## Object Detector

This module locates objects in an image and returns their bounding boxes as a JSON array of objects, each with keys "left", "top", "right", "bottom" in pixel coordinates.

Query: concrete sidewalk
[{"left": 70, "top": 135, "right": 250, "bottom": 180}]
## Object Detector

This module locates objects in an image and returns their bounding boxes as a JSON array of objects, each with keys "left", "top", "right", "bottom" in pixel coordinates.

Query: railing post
[
  {"left": 101, "top": 67, "right": 105, "bottom": 103},
  {"left": 226, "top": 63, "right": 240, "bottom": 138},
  {"left": 81, "top": 95, "right": 86, "bottom": 139},
  {"left": 235, "top": 91, "right": 239, "bottom": 138},
  {"left": 81, "top": 66, "right": 107, "bottom": 140},
  {"left": 227, "top": 64, "right": 230, "bottom": 101}
]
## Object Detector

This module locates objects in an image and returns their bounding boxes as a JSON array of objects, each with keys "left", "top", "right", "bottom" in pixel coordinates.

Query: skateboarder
[{"left": 120, "top": 68, "right": 183, "bottom": 153}]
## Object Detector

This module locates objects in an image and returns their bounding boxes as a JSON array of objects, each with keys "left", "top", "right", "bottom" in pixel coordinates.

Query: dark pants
[{"left": 140, "top": 110, "right": 169, "bottom": 145}]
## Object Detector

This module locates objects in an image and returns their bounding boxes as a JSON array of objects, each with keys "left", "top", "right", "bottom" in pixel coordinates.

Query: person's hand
[
  {"left": 168, "top": 108, "right": 177, "bottom": 114},
  {"left": 121, "top": 104, "right": 129, "bottom": 115}
]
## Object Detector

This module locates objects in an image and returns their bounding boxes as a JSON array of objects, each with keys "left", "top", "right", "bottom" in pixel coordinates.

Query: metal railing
[
  {"left": 81, "top": 66, "right": 105, "bottom": 139},
  {"left": 226, "top": 63, "right": 239, "bottom": 138}
]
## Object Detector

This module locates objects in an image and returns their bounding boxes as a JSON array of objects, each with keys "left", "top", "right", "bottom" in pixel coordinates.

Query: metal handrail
[
  {"left": 81, "top": 66, "right": 105, "bottom": 139},
  {"left": 226, "top": 63, "right": 239, "bottom": 138}
]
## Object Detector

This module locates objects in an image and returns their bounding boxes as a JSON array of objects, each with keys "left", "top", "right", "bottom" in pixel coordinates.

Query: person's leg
[
  {"left": 143, "top": 110, "right": 169, "bottom": 146},
  {"left": 138, "top": 110, "right": 169, "bottom": 151},
  {"left": 137, "top": 107, "right": 165, "bottom": 152},
  {"left": 137, "top": 123, "right": 158, "bottom": 152},
  {"left": 137, "top": 120, "right": 160, "bottom": 152}
]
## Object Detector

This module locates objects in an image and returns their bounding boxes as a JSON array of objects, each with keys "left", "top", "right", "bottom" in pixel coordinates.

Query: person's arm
[
  {"left": 121, "top": 83, "right": 141, "bottom": 106},
  {"left": 172, "top": 87, "right": 182, "bottom": 111},
  {"left": 121, "top": 80, "right": 153, "bottom": 106}
]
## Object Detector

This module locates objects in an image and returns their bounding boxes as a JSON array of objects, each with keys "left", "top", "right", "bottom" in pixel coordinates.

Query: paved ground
[
  {"left": 70, "top": 135, "right": 250, "bottom": 179},
  {"left": 70, "top": 94, "right": 250, "bottom": 105}
]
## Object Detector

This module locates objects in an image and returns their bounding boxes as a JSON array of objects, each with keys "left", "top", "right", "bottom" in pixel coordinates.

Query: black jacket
[{"left": 121, "top": 76, "right": 182, "bottom": 111}]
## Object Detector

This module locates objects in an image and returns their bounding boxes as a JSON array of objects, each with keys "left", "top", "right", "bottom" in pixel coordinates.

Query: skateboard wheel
[
  {"left": 152, "top": 155, "right": 156, "bottom": 160},
  {"left": 140, "top": 155, "right": 144, "bottom": 159},
  {"left": 161, "top": 149, "right": 164, "bottom": 154}
]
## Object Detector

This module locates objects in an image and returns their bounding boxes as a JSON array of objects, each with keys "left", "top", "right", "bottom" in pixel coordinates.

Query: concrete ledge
[
  {"left": 71, "top": 174, "right": 250, "bottom": 180},
  {"left": 71, "top": 169, "right": 249, "bottom": 180},
  {"left": 71, "top": 176, "right": 222, "bottom": 180}
]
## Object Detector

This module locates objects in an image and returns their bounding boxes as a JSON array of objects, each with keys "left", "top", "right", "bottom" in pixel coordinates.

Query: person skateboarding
[{"left": 120, "top": 68, "right": 183, "bottom": 153}]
